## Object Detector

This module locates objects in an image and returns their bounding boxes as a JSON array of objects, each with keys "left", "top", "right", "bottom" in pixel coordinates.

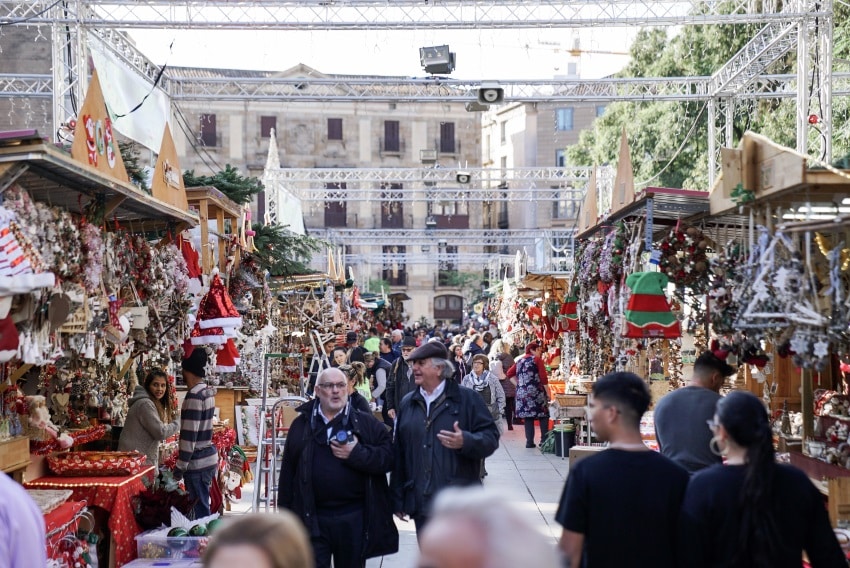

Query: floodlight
[
  {"left": 456, "top": 171, "right": 471, "bottom": 184},
  {"left": 420, "top": 45, "right": 456, "bottom": 75},
  {"left": 478, "top": 82, "right": 504, "bottom": 105},
  {"left": 465, "top": 101, "right": 490, "bottom": 112}
]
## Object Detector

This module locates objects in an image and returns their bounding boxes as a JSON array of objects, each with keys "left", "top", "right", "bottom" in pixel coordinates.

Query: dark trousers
[
  {"left": 184, "top": 467, "right": 215, "bottom": 520},
  {"left": 313, "top": 507, "right": 366, "bottom": 568},
  {"left": 504, "top": 397, "right": 516, "bottom": 430},
  {"left": 524, "top": 418, "right": 550, "bottom": 446}
]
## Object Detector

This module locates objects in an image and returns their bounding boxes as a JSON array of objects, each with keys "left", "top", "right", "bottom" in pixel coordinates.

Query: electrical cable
[
  {"left": 172, "top": 102, "right": 223, "bottom": 172},
  {"left": 0, "top": 0, "right": 63, "bottom": 26},
  {"left": 113, "top": 40, "right": 174, "bottom": 118},
  {"left": 635, "top": 101, "right": 708, "bottom": 188}
]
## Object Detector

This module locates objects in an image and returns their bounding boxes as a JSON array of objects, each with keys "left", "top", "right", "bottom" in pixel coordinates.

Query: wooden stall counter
[{"left": 0, "top": 435, "right": 30, "bottom": 482}]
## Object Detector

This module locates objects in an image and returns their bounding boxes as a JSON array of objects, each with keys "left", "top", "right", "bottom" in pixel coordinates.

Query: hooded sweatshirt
[{"left": 118, "top": 384, "right": 179, "bottom": 466}]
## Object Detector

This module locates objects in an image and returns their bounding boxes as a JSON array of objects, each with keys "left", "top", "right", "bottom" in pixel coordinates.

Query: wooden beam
[
  {"left": 216, "top": 207, "right": 226, "bottom": 271},
  {"left": 199, "top": 198, "right": 211, "bottom": 273},
  {"left": 0, "top": 162, "right": 28, "bottom": 194},
  {"left": 103, "top": 195, "right": 128, "bottom": 217}
]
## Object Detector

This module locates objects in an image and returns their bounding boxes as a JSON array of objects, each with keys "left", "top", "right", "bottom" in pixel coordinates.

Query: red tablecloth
[
  {"left": 25, "top": 466, "right": 155, "bottom": 567},
  {"left": 44, "top": 501, "right": 87, "bottom": 560}
]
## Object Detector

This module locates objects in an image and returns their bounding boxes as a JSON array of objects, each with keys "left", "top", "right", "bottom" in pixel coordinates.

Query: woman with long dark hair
[
  {"left": 118, "top": 370, "right": 179, "bottom": 466},
  {"left": 680, "top": 391, "right": 845, "bottom": 568}
]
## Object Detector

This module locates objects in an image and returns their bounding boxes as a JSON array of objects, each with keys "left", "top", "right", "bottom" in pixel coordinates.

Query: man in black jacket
[
  {"left": 278, "top": 368, "right": 398, "bottom": 567},
  {"left": 385, "top": 335, "right": 417, "bottom": 422},
  {"left": 390, "top": 341, "right": 500, "bottom": 536}
]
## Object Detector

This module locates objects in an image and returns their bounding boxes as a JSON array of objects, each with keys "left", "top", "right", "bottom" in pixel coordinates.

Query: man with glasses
[
  {"left": 556, "top": 372, "right": 688, "bottom": 568},
  {"left": 278, "top": 368, "right": 398, "bottom": 568},
  {"left": 654, "top": 350, "right": 736, "bottom": 473}
]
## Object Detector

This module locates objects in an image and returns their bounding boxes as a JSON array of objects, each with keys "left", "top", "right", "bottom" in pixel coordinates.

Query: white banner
[{"left": 87, "top": 32, "right": 171, "bottom": 153}]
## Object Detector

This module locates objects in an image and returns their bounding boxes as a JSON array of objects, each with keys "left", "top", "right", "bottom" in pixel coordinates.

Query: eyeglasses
[{"left": 317, "top": 382, "right": 347, "bottom": 392}]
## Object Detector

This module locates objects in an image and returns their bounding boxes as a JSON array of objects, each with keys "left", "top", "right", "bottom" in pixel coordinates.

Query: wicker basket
[
  {"left": 556, "top": 394, "right": 587, "bottom": 407},
  {"left": 47, "top": 451, "right": 147, "bottom": 477}
]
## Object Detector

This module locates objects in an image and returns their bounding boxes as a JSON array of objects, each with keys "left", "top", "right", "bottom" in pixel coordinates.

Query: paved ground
[{"left": 228, "top": 426, "right": 570, "bottom": 567}]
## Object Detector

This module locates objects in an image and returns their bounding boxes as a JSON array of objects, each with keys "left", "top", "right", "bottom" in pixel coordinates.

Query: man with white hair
[
  {"left": 417, "top": 487, "right": 560, "bottom": 568},
  {"left": 390, "top": 341, "right": 500, "bottom": 535}
]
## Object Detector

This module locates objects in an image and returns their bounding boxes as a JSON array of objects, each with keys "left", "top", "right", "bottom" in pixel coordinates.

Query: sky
[{"left": 127, "top": 27, "right": 639, "bottom": 80}]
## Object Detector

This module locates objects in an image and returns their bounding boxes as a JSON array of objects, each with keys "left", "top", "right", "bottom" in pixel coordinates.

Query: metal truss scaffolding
[
  {"left": 265, "top": 167, "right": 590, "bottom": 204},
  {"left": 312, "top": 228, "right": 575, "bottom": 247},
  {"left": 0, "top": 0, "right": 829, "bottom": 29}
]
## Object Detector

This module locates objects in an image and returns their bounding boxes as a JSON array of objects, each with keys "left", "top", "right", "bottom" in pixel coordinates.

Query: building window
[
  {"left": 434, "top": 294, "right": 463, "bottom": 323},
  {"left": 324, "top": 183, "right": 347, "bottom": 227},
  {"left": 328, "top": 118, "right": 343, "bottom": 141},
  {"left": 382, "top": 245, "right": 406, "bottom": 286},
  {"left": 552, "top": 188, "right": 580, "bottom": 219},
  {"left": 384, "top": 120, "right": 400, "bottom": 152},
  {"left": 556, "top": 149, "right": 566, "bottom": 167},
  {"left": 199, "top": 113, "right": 217, "bottom": 147},
  {"left": 437, "top": 245, "right": 458, "bottom": 286},
  {"left": 439, "top": 122, "right": 456, "bottom": 153},
  {"left": 260, "top": 116, "right": 276, "bottom": 138},
  {"left": 596, "top": 105, "right": 607, "bottom": 118},
  {"left": 500, "top": 121, "right": 507, "bottom": 144},
  {"left": 556, "top": 108, "right": 574, "bottom": 131}
]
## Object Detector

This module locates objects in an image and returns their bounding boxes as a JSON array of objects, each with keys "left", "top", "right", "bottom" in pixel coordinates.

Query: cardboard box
[{"left": 568, "top": 445, "right": 607, "bottom": 466}]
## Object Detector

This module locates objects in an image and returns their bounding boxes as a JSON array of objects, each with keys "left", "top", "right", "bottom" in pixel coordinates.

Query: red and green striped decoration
[{"left": 623, "top": 272, "right": 681, "bottom": 338}]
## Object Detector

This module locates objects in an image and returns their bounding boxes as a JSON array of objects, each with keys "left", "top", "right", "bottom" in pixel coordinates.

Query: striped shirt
[{"left": 176, "top": 383, "right": 218, "bottom": 472}]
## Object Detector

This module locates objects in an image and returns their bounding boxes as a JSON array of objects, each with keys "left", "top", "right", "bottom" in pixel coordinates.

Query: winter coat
[
  {"left": 118, "top": 385, "right": 179, "bottom": 466},
  {"left": 391, "top": 378, "right": 500, "bottom": 518},
  {"left": 385, "top": 357, "right": 415, "bottom": 412},
  {"left": 461, "top": 370, "right": 506, "bottom": 421},
  {"left": 277, "top": 399, "right": 398, "bottom": 560}
]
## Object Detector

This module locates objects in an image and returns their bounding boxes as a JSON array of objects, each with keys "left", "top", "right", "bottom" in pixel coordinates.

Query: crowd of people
[{"left": 3, "top": 323, "right": 848, "bottom": 568}]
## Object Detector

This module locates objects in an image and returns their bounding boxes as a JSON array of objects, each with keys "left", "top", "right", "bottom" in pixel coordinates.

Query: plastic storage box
[{"left": 135, "top": 529, "right": 209, "bottom": 560}]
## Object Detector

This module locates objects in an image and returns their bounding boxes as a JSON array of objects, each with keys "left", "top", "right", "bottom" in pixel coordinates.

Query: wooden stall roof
[
  {"left": 711, "top": 131, "right": 850, "bottom": 217},
  {"left": 517, "top": 271, "right": 572, "bottom": 300},
  {"left": 185, "top": 186, "right": 243, "bottom": 219},
  {"left": 576, "top": 187, "right": 709, "bottom": 240},
  {"left": 0, "top": 136, "right": 198, "bottom": 228},
  {"left": 269, "top": 273, "right": 330, "bottom": 291}
]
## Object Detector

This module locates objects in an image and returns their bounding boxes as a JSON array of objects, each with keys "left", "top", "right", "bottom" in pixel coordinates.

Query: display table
[{"left": 26, "top": 465, "right": 155, "bottom": 567}]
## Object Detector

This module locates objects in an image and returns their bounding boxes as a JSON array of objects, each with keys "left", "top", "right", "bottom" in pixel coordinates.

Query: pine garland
[
  {"left": 183, "top": 164, "right": 263, "bottom": 205},
  {"left": 251, "top": 223, "right": 324, "bottom": 277},
  {"left": 118, "top": 140, "right": 149, "bottom": 192}
]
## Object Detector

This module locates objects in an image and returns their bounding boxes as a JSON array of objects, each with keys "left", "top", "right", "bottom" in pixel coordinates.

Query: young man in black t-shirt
[{"left": 556, "top": 372, "right": 688, "bottom": 568}]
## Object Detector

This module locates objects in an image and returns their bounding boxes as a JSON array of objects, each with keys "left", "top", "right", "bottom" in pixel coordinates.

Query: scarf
[{"left": 469, "top": 370, "right": 489, "bottom": 390}]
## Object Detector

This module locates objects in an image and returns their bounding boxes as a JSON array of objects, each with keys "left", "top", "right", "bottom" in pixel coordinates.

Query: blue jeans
[{"left": 184, "top": 468, "right": 215, "bottom": 520}]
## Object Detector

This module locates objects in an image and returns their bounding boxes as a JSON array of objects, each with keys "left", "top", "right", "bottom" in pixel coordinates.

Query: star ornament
[
  {"left": 813, "top": 340, "right": 830, "bottom": 359},
  {"left": 789, "top": 333, "right": 810, "bottom": 355}
]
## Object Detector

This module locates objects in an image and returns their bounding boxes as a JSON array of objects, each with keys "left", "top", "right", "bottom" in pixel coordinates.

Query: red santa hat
[
  {"left": 0, "top": 315, "right": 19, "bottom": 362},
  {"left": 215, "top": 338, "right": 241, "bottom": 373},
  {"left": 197, "top": 271, "right": 242, "bottom": 330},
  {"left": 190, "top": 320, "right": 227, "bottom": 345}
]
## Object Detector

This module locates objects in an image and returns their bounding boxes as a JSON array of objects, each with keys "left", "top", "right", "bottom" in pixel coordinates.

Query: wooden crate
[{"left": 0, "top": 436, "right": 31, "bottom": 474}]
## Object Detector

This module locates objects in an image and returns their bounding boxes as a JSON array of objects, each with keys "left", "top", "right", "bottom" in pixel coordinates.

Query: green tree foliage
[
  {"left": 183, "top": 164, "right": 263, "bottom": 205},
  {"left": 250, "top": 223, "right": 324, "bottom": 277},
  {"left": 118, "top": 140, "right": 149, "bottom": 192},
  {"left": 568, "top": 6, "right": 850, "bottom": 189},
  {"left": 440, "top": 270, "right": 484, "bottom": 306}
]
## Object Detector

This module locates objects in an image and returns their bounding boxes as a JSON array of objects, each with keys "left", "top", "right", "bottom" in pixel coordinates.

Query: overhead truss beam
[
  {"left": 269, "top": 167, "right": 590, "bottom": 202},
  {"left": 6, "top": 73, "right": 850, "bottom": 103},
  {"left": 0, "top": 0, "right": 826, "bottom": 29},
  {"left": 345, "top": 253, "right": 523, "bottom": 266},
  {"left": 311, "top": 228, "right": 575, "bottom": 247}
]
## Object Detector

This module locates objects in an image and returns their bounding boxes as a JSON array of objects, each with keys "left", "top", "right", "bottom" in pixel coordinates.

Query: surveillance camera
[
  {"left": 456, "top": 171, "right": 471, "bottom": 184},
  {"left": 477, "top": 82, "right": 504, "bottom": 105}
]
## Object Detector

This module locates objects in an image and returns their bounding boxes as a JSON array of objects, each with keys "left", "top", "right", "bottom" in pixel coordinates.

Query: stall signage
[{"left": 83, "top": 114, "right": 117, "bottom": 169}]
